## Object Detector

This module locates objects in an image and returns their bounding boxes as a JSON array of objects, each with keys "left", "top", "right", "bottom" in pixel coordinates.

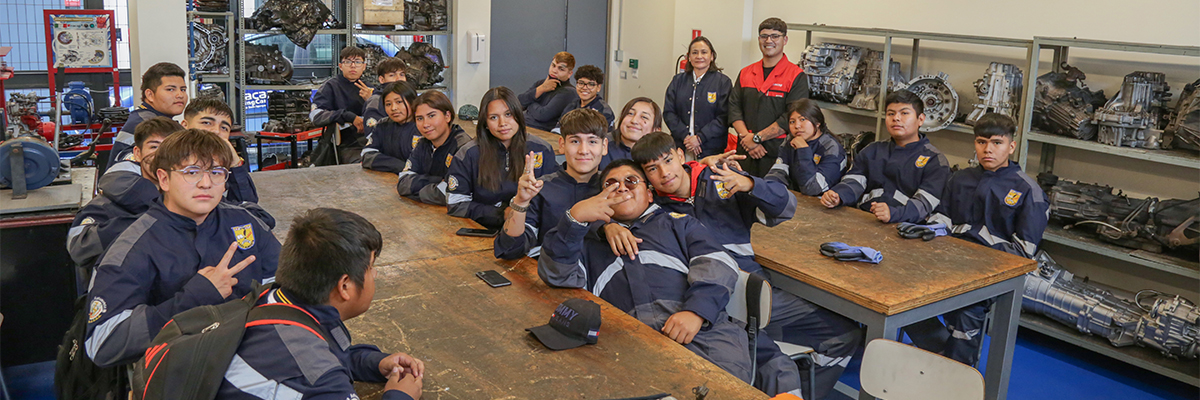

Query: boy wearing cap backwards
[
  {"left": 85, "top": 129, "right": 280, "bottom": 368},
  {"left": 903, "top": 113, "right": 1049, "bottom": 366},
  {"left": 107, "top": 62, "right": 189, "bottom": 168},
  {"left": 495, "top": 108, "right": 608, "bottom": 260},
  {"left": 624, "top": 132, "right": 851, "bottom": 398},
  {"left": 822, "top": 90, "right": 951, "bottom": 224},
  {"left": 216, "top": 208, "right": 425, "bottom": 400},
  {"left": 538, "top": 159, "right": 753, "bottom": 385}
]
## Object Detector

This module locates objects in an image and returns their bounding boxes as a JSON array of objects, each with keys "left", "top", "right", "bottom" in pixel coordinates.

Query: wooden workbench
[
  {"left": 252, "top": 165, "right": 767, "bottom": 399},
  {"left": 753, "top": 194, "right": 1036, "bottom": 400}
]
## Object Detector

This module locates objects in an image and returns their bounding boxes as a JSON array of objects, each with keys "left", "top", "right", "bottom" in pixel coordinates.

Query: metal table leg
[
  {"left": 983, "top": 277, "right": 1024, "bottom": 400},
  {"left": 289, "top": 136, "right": 298, "bottom": 169}
]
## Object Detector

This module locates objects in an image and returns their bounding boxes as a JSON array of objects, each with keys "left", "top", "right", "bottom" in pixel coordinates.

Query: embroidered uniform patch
[
  {"left": 915, "top": 155, "right": 930, "bottom": 168},
  {"left": 232, "top": 223, "right": 255, "bottom": 250},
  {"left": 707, "top": 92, "right": 717, "bottom": 103},
  {"left": 88, "top": 297, "right": 106, "bottom": 323},
  {"left": 448, "top": 176, "right": 459, "bottom": 191},
  {"left": 532, "top": 153, "right": 544, "bottom": 169},
  {"left": 445, "top": 154, "right": 453, "bottom": 168},
  {"left": 714, "top": 180, "right": 733, "bottom": 199},
  {"left": 81, "top": 217, "right": 96, "bottom": 225},
  {"left": 669, "top": 212, "right": 688, "bottom": 219},
  {"left": 366, "top": 117, "right": 378, "bottom": 127},
  {"left": 403, "top": 160, "right": 412, "bottom": 171},
  {"left": 412, "top": 136, "right": 421, "bottom": 148},
  {"left": 1004, "top": 189, "right": 1023, "bottom": 206},
  {"left": 813, "top": 154, "right": 822, "bottom": 164}
]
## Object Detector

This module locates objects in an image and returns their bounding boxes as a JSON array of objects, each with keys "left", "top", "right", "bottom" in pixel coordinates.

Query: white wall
[
  {"left": 128, "top": 0, "right": 189, "bottom": 105},
  {"left": 452, "top": 0, "right": 491, "bottom": 106}
]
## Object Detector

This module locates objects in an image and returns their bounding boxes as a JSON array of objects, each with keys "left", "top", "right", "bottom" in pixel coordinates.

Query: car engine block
[
  {"left": 906, "top": 72, "right": 958, "bottom": 132},
  {"left": 1031, "top": 64, "right": 1107, "bottom": 140},
  {"left": 1094, "top": 72, "right": 1172, "bottom": 149},
  {"left": 966, "top": 62, "right": 1023, "bottom": 126},
  {"left": 848, "top": 50, "right": 907, "bottom": 111},
  {"left": 1164, "top": 79, "right": 1200, "bottom": 151},
  {"left": 1038, "top": 173, "right": 1198, "bottom": 254},
  {"left": 800, "top": 43, "right": 864, "bottom": 104}
]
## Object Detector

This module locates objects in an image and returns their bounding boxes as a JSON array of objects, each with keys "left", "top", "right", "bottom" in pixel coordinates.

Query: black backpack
[
  {"left": 131, "top": 284, "right": 336, "bottom": 400},
  {"left": 55, "top": 295, "right": 128, "bottom": 400}
]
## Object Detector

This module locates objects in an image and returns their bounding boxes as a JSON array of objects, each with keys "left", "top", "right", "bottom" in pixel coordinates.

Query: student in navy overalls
[
  {"left": 765, "top": 99, "right": 847, "bottom": 197},
  {"left": 665, "top": 36, "right": 732, "bottom": 159},
  {"left": 180, "top": 98, "right": 261, "bottom": 205},
  {"left": 446, "top": 86, "right": 558, "bottom": 228},
  {"left": 310, "top": 46, "right": 373, "bottom": 165},
  {"left": 107, "top": 62, "right": 189, "bottom": 169},
  {"left": 361, "top": 57, "right": 409, "bottom": 134},
  {"left": 361, "top": 81, "right": 421, "bottom": 173},
  {"left": 518, "top": 52, "right": 578, "bottom": 131},
  {"left": 554, "top": 65, "right": 615, "bottom": 129},
  {"left": 906, "top": 113, "right": 1049, "bottom": 366},
  {"left": 397, "top": 91, "right": 471, "bottom": 205},
  {"left": 601, "top": 97, "right": 662, "bottom": 168}
]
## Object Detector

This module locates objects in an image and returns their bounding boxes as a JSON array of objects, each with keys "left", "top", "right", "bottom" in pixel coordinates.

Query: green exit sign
[{"left": 628, "top": 59, "right": 638, "bottom": 69}]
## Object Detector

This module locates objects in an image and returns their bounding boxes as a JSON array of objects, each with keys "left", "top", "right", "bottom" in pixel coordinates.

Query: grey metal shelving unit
[
  {"left": 186, "top": 7, "right": 237, "bottom": 108},
  {"left": 788, "top": 24, "right": 1034, "bottom": 148}
]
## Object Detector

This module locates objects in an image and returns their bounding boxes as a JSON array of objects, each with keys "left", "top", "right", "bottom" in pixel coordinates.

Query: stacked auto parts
[
  {"left": 966, "top": 62, "right": 1023, "bottom": 126},
  {"left": 1094, "top": 72, "right": 1172, "bottom": 149},
  {"left": 1038, "top": 173, "right": 1199, "bottom": 255},
  {"left": 849, "top": 50, "right": 907, "bottom": 111},
  {"left": 192, "top": 21, "right": 228, "bottom": 74},
  {"left": 801, "top": 43, "right": 864, "bottom": 104},
  {"left": 405, "top": 0, "right": 449, "bottom": 31},
  {"left": 906, "top": 72, "right": 958, "bottom": 132},
  {"left": 396, "top": 42, "right": 446, "bottom": 89},
  {"left": 262, "top": 91, "right": 315, "bottom": 134},
  {"left": 1023, "top": 252, "right": 1199, "bottom": 359},
  {"left": 1031, "top": 64, "right": 1107, "bottom": 140},
  {"left": 1163, "top": 79, "right": 1200, "bottom": 151},
  {"left": 249, "top": 0, "right": 337, "bottom": 48},
  {"left": 355, "top": 40, "right": 393, "bottom": 88},
  {"left": 245, "top": 43, "right": 293, "bottom": 84}
]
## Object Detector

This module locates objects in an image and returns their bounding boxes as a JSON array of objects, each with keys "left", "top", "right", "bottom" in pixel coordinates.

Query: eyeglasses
[
  {"left": 341, "top": 60, "right": 366, "bottom": 66},
  {"left": 604, "top": 175, "right": 644, "bottom": 190},
  {"left": 171, "top": 166, "right": 229, "bottom": 185},
  {"left": 758, "top": 33, "right": 784, "bottom": 41},
  {"left": 577, "top": 81, "right": 599, "bottom": 88}
]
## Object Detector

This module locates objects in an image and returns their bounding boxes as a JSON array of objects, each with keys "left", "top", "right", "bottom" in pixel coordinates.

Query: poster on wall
[{"left": 47, "top": 13, "right": 113, "bottom": 69}]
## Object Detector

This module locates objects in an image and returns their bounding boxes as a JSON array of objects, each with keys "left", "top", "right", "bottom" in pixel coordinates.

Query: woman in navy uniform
[
  {"left": 664, "top": 36, "right": 732, "bottom": 160},
  {"left": 446, "top": 87, "right": 559, "bottom": 228}
]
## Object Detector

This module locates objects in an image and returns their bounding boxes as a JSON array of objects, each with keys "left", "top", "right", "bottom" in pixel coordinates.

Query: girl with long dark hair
[
  {"left": 765, "top": 99, "right": 847, "bottom": 196},
  {"left": 603, "top": 97, "right": 662, "bottom": 165},
  {"left": 445, "top": 86, "right": 559, "bottom": 228},
  {"left": 360, "top": 81, "right": 421, "bottom": 172}
]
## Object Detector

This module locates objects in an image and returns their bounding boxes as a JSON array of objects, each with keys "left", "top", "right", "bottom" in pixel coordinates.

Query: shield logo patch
[
  {"left": 445, "top": 154, "right": 453, "bottom": 168},
  {"left": 412, "top": 136, "right": 421, "bottom": 148},
  {"left": 532, "top": 153, "right": 544, "bottom": 169},
  {"left": 915, "top": 155, "right": 930, "bottom": 168},
  {"left": 232, "top": 223, "right": 255, "bottom": 250},
  {"left": 448, "top": 176, "right": 459, "bottom": 191},
  {"left": 707, "top": 92, "right": 717, "bottom": 103},
  {"left": 1004, "top": 189, "right": 1022, "bottom": 206},
  {"left": 715, "top": 180, "right": 733, "bottom": 199},
  {"left": 813, "top": 154, "right": 822, "bottom": 164}
]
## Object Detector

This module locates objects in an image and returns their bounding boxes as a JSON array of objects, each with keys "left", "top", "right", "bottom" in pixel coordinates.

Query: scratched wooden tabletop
[
  {"left": 253, "top": 166, "right": 767, "bottom": 399},
  {"left": 753, "top": 194, "right": 1037, "bottom": 316},
  {"left": 253, "top": 165, "right": 491, "bottom": 265}
]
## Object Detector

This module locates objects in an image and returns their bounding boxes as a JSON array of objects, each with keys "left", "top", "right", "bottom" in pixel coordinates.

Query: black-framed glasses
[
  {"left": 172, "top": 166, "right": 229, "bottom": 185},
  {"left": 604, "top": 176, "right": 644, "bottom": 190},
  {"left": 758, "top": 33, "right": 784, "bottom": 41},
  {"left": 577, "top": 80, "right": 600, "bottom": 88},
  {"left": 341, "top": 60, "right": 366, "bottom": 66}
]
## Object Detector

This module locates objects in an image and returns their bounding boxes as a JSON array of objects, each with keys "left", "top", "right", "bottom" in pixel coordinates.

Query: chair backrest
[
  {"left": 860, "top": 339, "right": 984, "bottom": 400},
  {"left": 726, "top": 269, "right": 772, "bottom": 330}
]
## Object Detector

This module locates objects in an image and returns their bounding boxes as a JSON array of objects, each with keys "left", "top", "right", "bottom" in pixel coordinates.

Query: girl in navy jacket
[
  {"left": 664, "top": 36, "right": 732, "bottom": 159},
  {"left": 766, "top": 99, "right": 847, "bottom": 196},
  {"left": 361, "top": 81, "right": 420, "bottom": 173},
  {"left": 446, "top": 87, "right": 558, "bottom": 228},
  {"left": 602, "top": 97, "right": 663, "bottom": 167}
]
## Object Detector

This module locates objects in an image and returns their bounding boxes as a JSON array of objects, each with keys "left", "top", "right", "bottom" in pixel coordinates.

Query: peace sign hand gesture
[
  {"left": 568, "top": 183, "right": 633, "bottom": 224},
  {"left": 514, "top": 152, "right": 544, "bottom": 207},
  {"left": 198, "top": 242, "right": 256, "bottom": 298},
  {"left": 709, "top": 162, "right": 754, "bottom": 195}
]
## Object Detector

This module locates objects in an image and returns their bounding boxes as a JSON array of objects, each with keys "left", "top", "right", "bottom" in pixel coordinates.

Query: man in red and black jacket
[{"left": 729, "top": 17, "right": 810, "bottom": 177}]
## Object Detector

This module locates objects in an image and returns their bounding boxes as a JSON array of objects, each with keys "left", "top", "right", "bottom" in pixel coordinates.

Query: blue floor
[{"left": 5, "top": 327, "right": 1199, "bottom": 399}]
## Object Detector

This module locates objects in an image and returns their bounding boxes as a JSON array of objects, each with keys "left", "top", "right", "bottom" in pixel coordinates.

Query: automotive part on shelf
[
  {"left": 245, "top": 43, "right": 294, "bottom": 84},
  {"left": 1038, "top": 173, "right": 1199, "bottom": 254},
  {"left": 1023, "top": 252, "right": 1199, "bottom": 359},
  {"left": 192, "top": 21, "right": 228, "bottom": 74},
  {"left": 966, "top": 62, "right": 1023, "bottom": 126},
  {"left": 1163, "top": 79, "right": 1200, "bottom": 152},
  {"left": 355, "top": 39, "right": 392, "bottom": 88},
  {"left": 395, "top": 42, "right": 446, "bottom": 89},
  {"left": 405, "top": 0, "right": 449, "bottom": 31},
  {"left": 250, "top": 0, "right": 336, "bottom": 49},
  {"left": 800, "top": 43, "right": 864, "bottom": 104},
  {"left": 906, "top": 72, "right": 958, "bottom": 132},
  {"left": 1031, "top": 63, "right": 1107, "bottom": 140},
  {"left": 262, "top": 91, "right": 315, "bottom": 134},
  {"left": 1094, "top": 71, "right": 1172, "bottom": 149},
  {"left": 849, "top": 50, "right": 907, "bottom": 111},
  {"left": 196, "top": 83, "right": 226, "bottom": 101},
  {"left": 833, "top": 131, "right": 875, "bottom": 173}
]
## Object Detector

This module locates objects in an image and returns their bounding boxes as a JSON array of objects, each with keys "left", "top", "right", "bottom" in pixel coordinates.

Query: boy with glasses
[
  {"left": 554, "top": 65, "right": 614, "bottom": 131},
  {"left": 729, "top": 18, "right": 811, "bottom": 177},
  {"left": 84, "top": 128, "right": 280, "bottom": 368},
  {"left": 311, "top": 47, "right": 372, "bottom": 164}
]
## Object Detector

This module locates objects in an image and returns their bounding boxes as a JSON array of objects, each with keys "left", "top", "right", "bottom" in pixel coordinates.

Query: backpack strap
[{"left": 246, "top": 302, "right": 339, "bottom": 351}]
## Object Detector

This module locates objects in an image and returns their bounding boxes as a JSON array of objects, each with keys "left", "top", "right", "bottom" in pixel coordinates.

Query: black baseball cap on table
[{"left": 527, "top": 298, "right": 602, "bottom": 350}]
